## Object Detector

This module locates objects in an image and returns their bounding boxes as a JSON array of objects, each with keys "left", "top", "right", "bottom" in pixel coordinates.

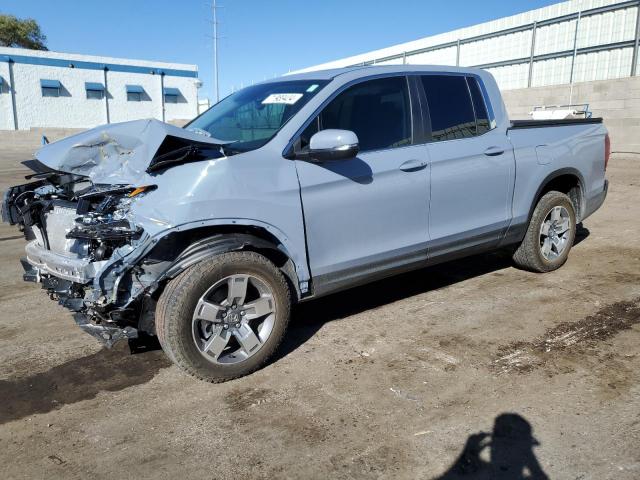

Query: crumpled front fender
[{"left": 92, "top": 218, "right": 306, "bottom": 309}]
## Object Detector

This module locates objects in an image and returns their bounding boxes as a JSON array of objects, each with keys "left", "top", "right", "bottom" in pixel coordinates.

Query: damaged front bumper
[
  {"left": 21, "top": 258, "right": 139, "bottom": 348},
  {"left": 19, "top": 240, "right": 151, "bottom": 348},
  {"left": 3, "top": 175, "right": 156, "bottom": 348},
  {"left": 24, "top": 240, "right": 107, "bottom": 283},
  {"left": 73, "top": 313, "right": 139, "bottom": 348}
]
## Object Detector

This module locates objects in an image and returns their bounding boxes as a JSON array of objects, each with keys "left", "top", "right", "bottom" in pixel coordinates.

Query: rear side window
[
  {"left": 467, "top": 77, "right": 491, "bottom": 135},
  {"left": 318, "top": 76, "right": 412, "bottom": 152},
  {"left": 421, "top": 75, "right": 476, "bottom": 142}
]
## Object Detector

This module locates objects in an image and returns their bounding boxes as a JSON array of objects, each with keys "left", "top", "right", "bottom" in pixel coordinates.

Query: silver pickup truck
[{"left": 2, "top": 65, "right": 609, "bottom": 382}]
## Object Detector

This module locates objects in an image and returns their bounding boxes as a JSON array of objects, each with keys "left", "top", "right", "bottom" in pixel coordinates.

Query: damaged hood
[{"left": 35, "top": 119, "right": 232, "bottom": 184}]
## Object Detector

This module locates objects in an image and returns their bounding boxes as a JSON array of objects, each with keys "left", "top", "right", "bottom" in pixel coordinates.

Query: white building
[
  {"left": 0, "top": 47, "right": 200, "bottom": 130},
  {"left": 293, "top": 0, "right": 640, "bottom": 92}
]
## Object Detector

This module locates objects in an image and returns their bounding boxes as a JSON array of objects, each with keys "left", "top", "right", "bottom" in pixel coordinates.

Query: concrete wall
[
  {"left": 0, "top": 121, "right": 189, "bottom": 153},
  {"left": 502, "top": 75, "right": 640, "bottom": 153},
  {"left": 0, "top": 128, "right": 83, "bottom": 152},
  {"left": 0, "top": 47, "right": 199, "bottom": 130}
]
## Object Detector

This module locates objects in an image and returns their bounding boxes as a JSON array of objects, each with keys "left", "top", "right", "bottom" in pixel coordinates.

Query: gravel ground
[{"left": 0, "top": 145, "right": 638, "bottom": 480}]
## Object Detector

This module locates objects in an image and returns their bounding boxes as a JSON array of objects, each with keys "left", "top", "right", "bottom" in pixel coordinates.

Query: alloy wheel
[
  {"left": 191, "top": 274, "right": 276, "bottom": 364},
  {"left": 539, "top": 206, "right": 572, "bottom": 261}
]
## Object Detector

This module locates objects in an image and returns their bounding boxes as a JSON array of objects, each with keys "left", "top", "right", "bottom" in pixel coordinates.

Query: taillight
[{"left": 604, "top": 133, "right": 611, "bottom": 171}]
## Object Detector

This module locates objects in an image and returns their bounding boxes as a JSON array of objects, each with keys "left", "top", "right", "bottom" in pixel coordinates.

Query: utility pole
[
  {"left": 212, "top": 0, "right": 221, "bottom": 103},
  {"left": 568, "top": 2, "right": 583, "bottom": 105}
]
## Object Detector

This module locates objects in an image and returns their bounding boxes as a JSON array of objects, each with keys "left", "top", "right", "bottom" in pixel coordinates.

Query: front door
[{"left": 294, "top": 76, "right": 431, "bottom": 295}]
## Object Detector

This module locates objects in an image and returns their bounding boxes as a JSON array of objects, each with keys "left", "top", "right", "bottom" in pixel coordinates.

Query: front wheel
[
  {"left": 155, "top": 251, "right": 291, "bottom": 382},
  {"left": 512, "top": 191, "right": 577, "bottom": 273}
]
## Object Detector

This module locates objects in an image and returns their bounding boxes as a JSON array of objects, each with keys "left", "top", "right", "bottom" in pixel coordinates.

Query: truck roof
[{"left": 280, "top": 64, "right": 487, "bottom": 82}]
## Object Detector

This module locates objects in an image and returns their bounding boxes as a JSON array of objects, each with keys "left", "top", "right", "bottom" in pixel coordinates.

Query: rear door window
[
  {"left": 420, "top": 75, "right": 476, "bottom": 142},
  {"left": 467, "top": 77, "right": 491, "bottom": 135}
]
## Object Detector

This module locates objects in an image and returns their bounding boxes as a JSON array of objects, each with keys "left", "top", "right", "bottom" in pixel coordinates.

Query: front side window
[
  {"left": 421, "top": 75, "right": 476, "bottom": 142},
  {"left": 312, "top": 76, "right": 412, "bottom": 152},
  {"left": 188, "top": 80, "right": 328, "bottom": 154},
  {"left": 298, "top": 117, "right": 319, "bottom": 151},
  {"left": 127, "top": 92, "right": 142, "bottom": 102}
]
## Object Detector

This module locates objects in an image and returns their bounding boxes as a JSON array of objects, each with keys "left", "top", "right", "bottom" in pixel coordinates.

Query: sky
[{"left": 1, "top": 0, "right": 561, "bottom": 101}]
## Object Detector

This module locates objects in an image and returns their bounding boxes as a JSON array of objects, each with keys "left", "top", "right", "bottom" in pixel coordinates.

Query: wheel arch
[
  {"left": 143, "top": 224, "right": 304, "bottom": 302},
  {"left": 528, "top": 168, "right": 585, "bottom": 224}
]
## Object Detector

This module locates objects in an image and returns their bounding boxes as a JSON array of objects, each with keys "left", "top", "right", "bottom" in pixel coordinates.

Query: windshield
[{"left": 187, "top": 80, "right": 329, "bottom": 153}]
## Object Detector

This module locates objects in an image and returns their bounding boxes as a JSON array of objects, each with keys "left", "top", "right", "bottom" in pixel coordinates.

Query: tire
[
  {"left": 156, "top": 251, "right": 291, "bottom": 382},
  {"left": 512, "top": 191, "right": 577, "bottom": 273}
]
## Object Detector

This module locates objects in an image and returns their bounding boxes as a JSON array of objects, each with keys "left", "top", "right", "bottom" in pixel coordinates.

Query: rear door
[
  {"left": 420, "top": 74, "right": 515, "bottom": 257},
  {"left": 293, "top": 75, "right": 431, "bottom": 295}
]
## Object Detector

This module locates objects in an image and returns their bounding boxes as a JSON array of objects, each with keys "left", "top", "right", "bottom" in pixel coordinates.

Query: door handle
[
  {"left": 399, "top": 159, "right": 428, "bottom": 172},
  {"left": 484, "top": 146, "right": 505, "bottom": 156}
]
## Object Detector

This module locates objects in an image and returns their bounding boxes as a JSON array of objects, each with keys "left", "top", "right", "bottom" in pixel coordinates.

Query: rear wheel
[
  {"left": 512, "top": 191, "right": 576, "bottom": 273},
  {"left": 156, "top": 251, "right": 291, "bottom": 382}
]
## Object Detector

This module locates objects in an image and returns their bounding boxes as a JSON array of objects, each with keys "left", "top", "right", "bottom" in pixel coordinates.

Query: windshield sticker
[
  {"left": 306, "top": 84, "right": 319, "bottom": 92},
  {"left": 262, "top": 93, "right": 304, "bottom": 105}
]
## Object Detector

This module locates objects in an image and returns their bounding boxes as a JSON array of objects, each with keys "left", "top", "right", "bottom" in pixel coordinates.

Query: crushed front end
[
  {"left": 2, "top": 162, "right": 153, "bottom": 347},
  {"left": 2, "top": 119, "right": 232, "bottom": 348}
]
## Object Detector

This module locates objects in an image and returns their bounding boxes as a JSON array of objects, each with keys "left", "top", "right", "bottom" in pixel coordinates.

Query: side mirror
[{"left": 307, "top": 129, "right": 359, "bottom": 162}]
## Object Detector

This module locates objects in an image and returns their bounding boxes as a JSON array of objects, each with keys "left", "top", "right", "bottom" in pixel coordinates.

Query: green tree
[{"left": 0, "top": 14, "right": 47, "bottom": 50}]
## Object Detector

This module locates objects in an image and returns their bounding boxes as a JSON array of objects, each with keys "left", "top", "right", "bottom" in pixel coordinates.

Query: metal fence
[{"left": 352, "top": 0, "right": 640, "bottom": 91}]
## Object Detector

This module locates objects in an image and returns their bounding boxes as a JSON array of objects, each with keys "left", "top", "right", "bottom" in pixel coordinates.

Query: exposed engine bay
[{"left": 3, "top": 161, "right": 156, "bottom": 346}]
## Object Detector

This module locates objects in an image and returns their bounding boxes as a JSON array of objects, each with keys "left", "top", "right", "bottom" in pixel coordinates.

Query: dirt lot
[{"left": 0, "top": 144, "right": 638, "bottom": 480}]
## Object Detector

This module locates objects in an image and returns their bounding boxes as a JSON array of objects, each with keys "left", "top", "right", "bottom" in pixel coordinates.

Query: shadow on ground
[
  {"left": 278, "top": 225, "right": 590, "bottom": 360},
  {"left": 0, "top": 342, "right": 170, "bottom": 424},
  {"left": 574, "top": 223, "right": 590, "bottom": 245},
  {"left": 279, "top": 250, "right": 513, "bottom": 360},
  {"left": 433, "top": 413, "right": 549, "bottom": 479}
]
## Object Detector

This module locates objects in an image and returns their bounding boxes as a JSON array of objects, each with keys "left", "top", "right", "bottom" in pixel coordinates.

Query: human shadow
[{"left": 434, "top": 413, "right": 549, "bottom": 480}]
